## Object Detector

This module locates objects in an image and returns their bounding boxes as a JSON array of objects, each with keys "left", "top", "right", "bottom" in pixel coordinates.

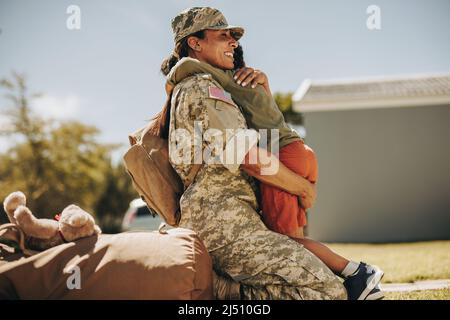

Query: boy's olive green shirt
[{"left": 167, "top": 57, "right": 302, "bottom": 149}]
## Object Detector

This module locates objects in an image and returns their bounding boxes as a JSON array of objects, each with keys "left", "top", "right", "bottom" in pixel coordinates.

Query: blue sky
[{"left": 1, "top": 0, "right": 449, "bottom": 161}]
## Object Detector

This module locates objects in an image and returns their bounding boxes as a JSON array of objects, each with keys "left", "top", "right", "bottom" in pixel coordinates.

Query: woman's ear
[{"left": 187, "top": 36, "right": 201, "bottom": 52}]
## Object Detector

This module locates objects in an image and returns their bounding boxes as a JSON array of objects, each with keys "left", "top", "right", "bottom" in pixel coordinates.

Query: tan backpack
[{"left": 123, "top": 123, "right": 201, "bottom": 227}]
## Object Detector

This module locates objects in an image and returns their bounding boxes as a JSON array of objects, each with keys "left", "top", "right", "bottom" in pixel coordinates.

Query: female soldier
[{"left": 153, "top": 6, "right": 364, "bottom": 300}]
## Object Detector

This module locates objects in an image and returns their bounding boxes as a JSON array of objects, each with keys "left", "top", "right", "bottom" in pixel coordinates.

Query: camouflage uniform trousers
[{"left": 210, "top": 231, "right": 348, "bottom": 300}]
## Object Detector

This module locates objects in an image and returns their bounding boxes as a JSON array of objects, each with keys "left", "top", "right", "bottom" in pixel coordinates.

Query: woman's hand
[
  {"left": 241, "top": 146, "right": 317, "bottom": 207},
  {"left": 299, "top": 182, "right": 317, "bottom": 210},
  {"left": 233, "top": 67, "right": 272, "bottom": 95}
]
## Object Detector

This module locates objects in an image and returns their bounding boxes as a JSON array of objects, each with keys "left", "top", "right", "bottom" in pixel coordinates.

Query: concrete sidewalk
[{"left": 380, "top": 279, "right": 450, "bottom": 292}]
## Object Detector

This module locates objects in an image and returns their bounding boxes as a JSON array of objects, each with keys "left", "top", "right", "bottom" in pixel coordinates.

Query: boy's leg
[
  {"left": 260, "top": 184, "right": 303, "bottom": 238},
  {"left": 260, "top": 141, "right": 316, "bottom": 237},
  {"left": 291, "top": 230, "right": 384, "bottom": 300},
  {"left": 290, "top": 229, "right": 349, "bottom": 274}
]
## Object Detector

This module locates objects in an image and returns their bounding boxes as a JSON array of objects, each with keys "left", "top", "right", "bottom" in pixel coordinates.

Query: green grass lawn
[
  {"left": 384, "top": 288, "right": 450, "bottom": 300},
  {"left": 326, "top": 241, "right": 450, "bottom": 300},
  {"left": 326, "top": 240, "right": 450, "bottom": 284}
]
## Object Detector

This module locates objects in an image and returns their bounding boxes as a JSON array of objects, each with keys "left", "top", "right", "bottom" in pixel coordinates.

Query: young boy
[{"left": 166, "top": 53, "right": 384, "bottom": 300}]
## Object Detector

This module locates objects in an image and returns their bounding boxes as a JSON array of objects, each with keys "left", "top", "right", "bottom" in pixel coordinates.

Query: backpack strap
[
  {"left": 183, "top": 164, "right": 203, "bottom": 190},
  {"left": 0, "top": 223, "right": 38, "bottom": 256}
]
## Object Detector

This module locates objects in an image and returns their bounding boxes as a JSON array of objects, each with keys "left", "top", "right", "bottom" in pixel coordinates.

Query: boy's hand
[{"left": 234, "top": 67, "right": 269, "bottom": 89}]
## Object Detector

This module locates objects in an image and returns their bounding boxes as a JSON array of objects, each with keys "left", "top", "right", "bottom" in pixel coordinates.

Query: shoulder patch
[{"left": 208, "top": 86, "right": 237, "bottom": 107}]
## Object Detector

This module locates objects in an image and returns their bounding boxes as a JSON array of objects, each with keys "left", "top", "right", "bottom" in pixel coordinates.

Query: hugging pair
[{"left": 165, "top": 47, "right": 384, "bottom": 300}]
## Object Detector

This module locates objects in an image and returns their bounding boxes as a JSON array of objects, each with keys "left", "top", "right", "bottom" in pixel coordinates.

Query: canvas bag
[
  {"left": 0, "top": 228, "right": 214, "bottom": 299},
  {"left": 123, "top": 123, "right": 201, "bottom": 227}
]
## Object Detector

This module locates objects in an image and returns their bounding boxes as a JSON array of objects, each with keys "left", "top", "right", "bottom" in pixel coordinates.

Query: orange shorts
[{"left": 260, "top": 140, "right": 318, "bottom": 237}]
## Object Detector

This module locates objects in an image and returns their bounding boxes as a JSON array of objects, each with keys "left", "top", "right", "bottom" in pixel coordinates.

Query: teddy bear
[{"left": 2, "top": 191, "right": 101, "bottom": 251}]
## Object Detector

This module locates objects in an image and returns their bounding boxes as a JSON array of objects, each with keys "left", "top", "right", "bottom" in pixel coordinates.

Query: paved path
[{"left": 380, "top": 279, "right": 450, "bottom": 292}]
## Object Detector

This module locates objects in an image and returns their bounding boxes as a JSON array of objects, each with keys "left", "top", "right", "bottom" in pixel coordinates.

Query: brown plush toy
[{"left": 3, "top": 191, "right": 101, "bottom": 251}]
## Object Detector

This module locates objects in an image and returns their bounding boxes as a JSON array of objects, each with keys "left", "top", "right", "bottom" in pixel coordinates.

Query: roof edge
[{"left": 293, "top": 94, "right": 450, "bottom": 113}]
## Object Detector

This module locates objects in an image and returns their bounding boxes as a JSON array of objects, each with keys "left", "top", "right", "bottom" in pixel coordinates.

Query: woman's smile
[
  {"left": 224, "top": 51, "right": 234, "bottom": 61},
  {"left": 189, "top": 29, "right": 238, "bottom": 70}
]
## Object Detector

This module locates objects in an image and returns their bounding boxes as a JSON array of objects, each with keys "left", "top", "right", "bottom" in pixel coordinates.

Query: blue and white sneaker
[
  {"left": 365, "top": 284, "right": 384, "bottom": 300},
  {"left": 343, "top": 262, "right": 384, "bottom": 300}
]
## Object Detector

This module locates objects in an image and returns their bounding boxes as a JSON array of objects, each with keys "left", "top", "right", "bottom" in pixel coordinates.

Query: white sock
[{"left": 341, "top": 261, "right": 360, "bottom": 278}]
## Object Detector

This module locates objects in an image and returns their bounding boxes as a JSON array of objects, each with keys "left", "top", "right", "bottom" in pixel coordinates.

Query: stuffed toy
[{"left": 2, "top": 191, "right": 101, "bottom": 251}]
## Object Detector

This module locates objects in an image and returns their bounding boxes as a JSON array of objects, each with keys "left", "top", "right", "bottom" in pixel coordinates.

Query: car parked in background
[{"left": 121, "top": 198, "right": 167, "bottom": 232}]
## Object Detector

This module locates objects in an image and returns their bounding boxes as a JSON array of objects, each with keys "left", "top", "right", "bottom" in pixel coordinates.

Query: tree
[
  {"left": 94, "top": 163, "right": 138, "bottom": 233},
  {"left": 0, "top": 72, "right": 49, "bottom": 204},
  {"left": 273, "top": 91, "right": 304, "bottom": 125},
  {"left": 0, "top": 72, "right": 135, "bottom": 230}
]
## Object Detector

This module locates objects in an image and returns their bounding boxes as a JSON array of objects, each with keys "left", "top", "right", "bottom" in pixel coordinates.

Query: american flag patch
[{"left": 208, "top": 86, "right": 237, "bottom": 107}]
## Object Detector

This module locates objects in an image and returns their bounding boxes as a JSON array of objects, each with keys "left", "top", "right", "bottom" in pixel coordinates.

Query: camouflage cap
[{"left": 171, "top": 7, "right": 244, "bottom": 44}]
